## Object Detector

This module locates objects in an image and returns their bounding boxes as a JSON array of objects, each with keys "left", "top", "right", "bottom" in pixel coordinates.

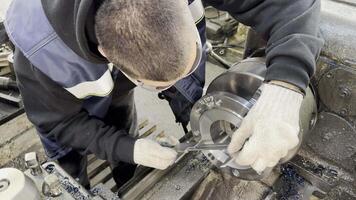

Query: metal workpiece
[
  {"left": 206, "top": 58, "right": 266, "bottom": 98},
  {"left": 190, "top": 57, "right": 317, "bottom": 180},
  {"left": 0, "top": 168, "right": 41, "bottom": 200}
]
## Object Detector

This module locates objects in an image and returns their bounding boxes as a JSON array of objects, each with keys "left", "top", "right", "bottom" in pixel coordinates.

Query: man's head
[{"left": 95, "top": 0, "right": 200, "bottom": 90}]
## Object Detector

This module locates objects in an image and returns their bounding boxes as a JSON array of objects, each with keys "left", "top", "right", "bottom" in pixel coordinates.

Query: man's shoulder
[{"left": 5, "top": 0, "right": 56, "bottom": 58}]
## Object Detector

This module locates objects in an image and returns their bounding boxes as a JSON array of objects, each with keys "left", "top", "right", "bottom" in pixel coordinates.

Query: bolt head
[
  {"left": 232, "top": 169, "right": 240, "bottom": 177},
  {"left": 175, "top": 185, "right": 181, "bottom": 190},
  {"left": 44, "top": 174, "right": 62, "bottom": 197},
  {"left": 339, "top": 87, "right": 351, "bottom": 98},
  {"left": 340, "top": 108, "right": 348, "bottom": 116},
  {"left": 24, "top": 152, "right": 39, "bottom": 168}
]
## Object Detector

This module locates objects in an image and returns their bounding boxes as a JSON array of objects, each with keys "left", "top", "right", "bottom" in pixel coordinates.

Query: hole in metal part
[
  {"left": 0, "top": 179, "right": 10, "bottom": 192},
  {"left": 210, "top": 120, "right": 238, "bottom": 144}
]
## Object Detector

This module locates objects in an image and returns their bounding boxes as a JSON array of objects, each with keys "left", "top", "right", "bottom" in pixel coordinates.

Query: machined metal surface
[
  {"left": 190, "top": 57, "right": 317, "bottom": 180},
  {"left": 0, "top": 168, "right": 41, "bottom": 200}
]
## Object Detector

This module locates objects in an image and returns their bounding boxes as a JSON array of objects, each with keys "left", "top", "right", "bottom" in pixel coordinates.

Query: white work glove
[
  {"left": 228, "top": 83, "right": 303, "bottom": 174},
  {"left": 133, "top": 138, "right": 177, "bottom": 170}
]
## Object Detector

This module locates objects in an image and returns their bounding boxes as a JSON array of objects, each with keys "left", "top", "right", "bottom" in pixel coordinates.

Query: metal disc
[
  {"left": 306, "top": 112, "right": 356, "bottom": 172},
  {"left": 318, "top": 67, "right": 356, "bottom": 116}
]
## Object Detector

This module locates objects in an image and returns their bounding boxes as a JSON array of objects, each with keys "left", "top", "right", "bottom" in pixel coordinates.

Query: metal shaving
[{"left": 185, "top": 155, "right": 210, "bottom": 174}]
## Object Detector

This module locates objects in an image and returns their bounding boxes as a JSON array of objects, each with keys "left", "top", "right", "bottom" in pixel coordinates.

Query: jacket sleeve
[
  {"left": 13, "top": 49, "right": 136, "bottom": 164},
  {"left": 204, "top": 0, "right": 324, "bottom": 91}
]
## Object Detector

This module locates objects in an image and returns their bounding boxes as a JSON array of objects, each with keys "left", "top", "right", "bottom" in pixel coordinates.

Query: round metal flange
[
  {"left": 190, "top": 91, "right": 251, "bottom": 141},
  {"left": 190, "top": 57, "right": 317, "bottom": 180},
  {"left": 190, "top": 92, "right": 249, "bottom": 159},
  {"left": 206, "top": 57, "right": 265, "bottom": 99}
]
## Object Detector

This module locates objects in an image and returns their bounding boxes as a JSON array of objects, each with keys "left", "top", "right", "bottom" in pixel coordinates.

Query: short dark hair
[{"left": 95, "top": 0, "right": 196, "bottom": 82}]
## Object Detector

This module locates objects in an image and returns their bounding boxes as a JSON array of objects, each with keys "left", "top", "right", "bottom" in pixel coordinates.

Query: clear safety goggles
[{"left": 121, "top": 29, "right": 203, "bottom": 92}]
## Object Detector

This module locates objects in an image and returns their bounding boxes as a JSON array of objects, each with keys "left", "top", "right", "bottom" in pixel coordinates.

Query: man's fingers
[
  {"left": 251, "top": 159, "right": 268, "bottom": 174},
  {"left": 140, "top": 148, "right": 177, "bottom": 170},
  {"left": 234, "top": 140, "right": 258, "bottom": 166},
  {"left": 157, "top": 147, "right": 178, "bottom": 160},
  {"left": 251, "top": 158, "right": 279, "bottom": 174},
  {"left": 151, "top": 147, "right": 177, "bottom": 169},
  {"left": 134, "top": 139, "right": 177, "bottom": 170},
  {"left": 228, "top": 122, "right": 252, "bottom": 155}
]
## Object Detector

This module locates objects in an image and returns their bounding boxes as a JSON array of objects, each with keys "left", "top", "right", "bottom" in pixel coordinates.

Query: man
[{"left": 4, "top": 0, "right": 322, "bottom": 189}]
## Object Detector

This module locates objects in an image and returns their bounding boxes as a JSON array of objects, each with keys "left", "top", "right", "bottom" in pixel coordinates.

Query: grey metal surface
[
  {"left": 306, "top": 112, "right": 356, "bottom": 172},
  {"left": 142, "top": 153, "right": 211, "bottom": 200},
  {"left": 122, "top": 152, "right": 212, "bottom": 200},
  {"left": 318, "top": 67, "right": 356, "bottom": 116},
  {"left": 287, "top": 154, "right": 339, "bottom": 198},
  {"left": 206, "top": 58, "right": 265, "bottom": 99},
  {"left": 294, "top": 149, "right": 356, "bottom": 200},
  {"left": 320, "top": 0, "right": 356, "bottom": 67},
  {"left": 192, "top": 170, "right": 271, "bottom": 200}
]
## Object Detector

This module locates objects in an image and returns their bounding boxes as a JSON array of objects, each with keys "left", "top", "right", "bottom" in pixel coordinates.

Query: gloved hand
[
  {"left": 133, "top": 139, "right": 177, "bottom": 170},
  {"left": 227, "top": 83, "right": 303, "bottom": 173}
]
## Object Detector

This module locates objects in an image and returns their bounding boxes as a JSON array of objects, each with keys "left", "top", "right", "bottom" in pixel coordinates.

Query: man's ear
[{"left": 98, "top": 46, "right": 107, "bottom": 58}]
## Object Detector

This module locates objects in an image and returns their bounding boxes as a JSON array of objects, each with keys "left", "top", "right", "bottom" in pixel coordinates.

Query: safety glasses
[{"left": 121, "top": 29, "right": 203, "bottom": 92}]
